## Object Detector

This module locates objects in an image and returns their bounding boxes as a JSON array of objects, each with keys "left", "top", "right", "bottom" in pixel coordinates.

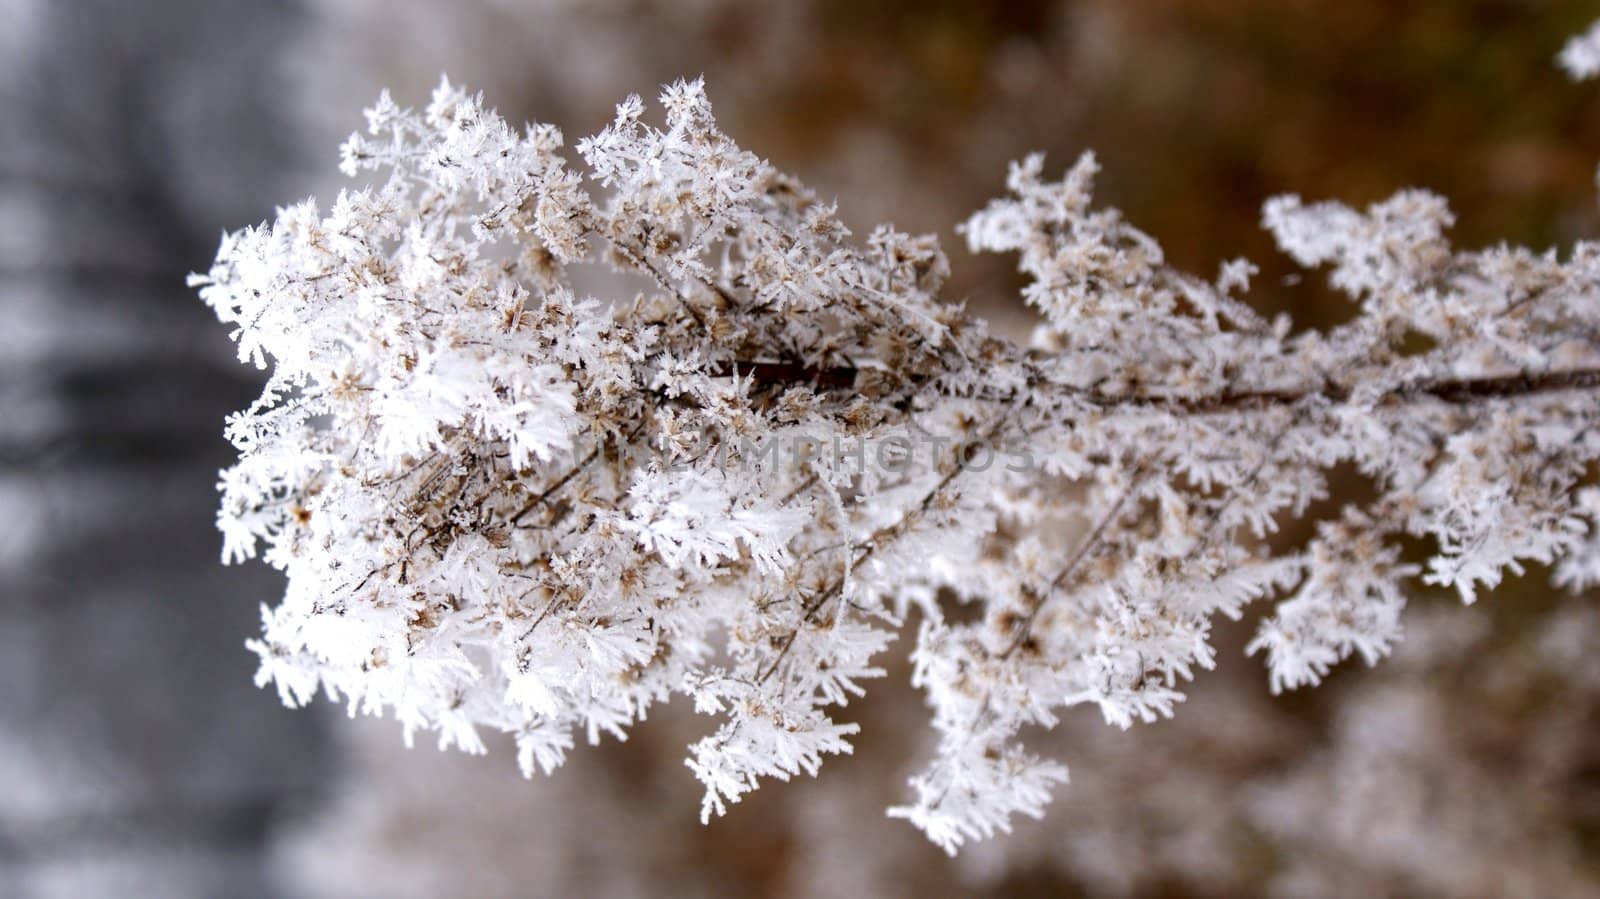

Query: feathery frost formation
[{"left": 194, "top": 58, "right": 1600, "bottom": 852}]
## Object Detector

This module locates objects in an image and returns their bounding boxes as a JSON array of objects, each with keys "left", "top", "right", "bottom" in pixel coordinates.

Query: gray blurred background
[{"left": 4, "top": 1, "right": 1600, "bottom": 896}]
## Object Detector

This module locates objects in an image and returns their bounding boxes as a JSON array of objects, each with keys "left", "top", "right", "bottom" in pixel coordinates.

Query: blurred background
[{"left": 4, "top": 1, "right": 1600, "bottom": 896}]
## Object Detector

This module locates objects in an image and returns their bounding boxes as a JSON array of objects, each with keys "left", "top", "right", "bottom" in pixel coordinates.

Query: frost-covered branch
[{"left": 194, "top": 38, "right": 1600, "bottom": 853}]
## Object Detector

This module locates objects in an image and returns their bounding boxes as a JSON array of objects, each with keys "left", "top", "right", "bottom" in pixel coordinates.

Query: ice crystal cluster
[
  {"left": 1560, "top": 19, "right": 1600, "bottom": 80},
  {"left": 193, "top": 59, "right": 1600, "bottom": 853}
]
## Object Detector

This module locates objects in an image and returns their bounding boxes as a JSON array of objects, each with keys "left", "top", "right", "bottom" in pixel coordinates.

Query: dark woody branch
[{"left": 718, "top": 358, "right": 1600, "bottom": 414}]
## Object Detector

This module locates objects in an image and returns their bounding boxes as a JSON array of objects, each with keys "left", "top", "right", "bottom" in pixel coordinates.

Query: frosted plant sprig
[{"left": 194, "top": 71, "right": 1600, "bottom": 854}]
